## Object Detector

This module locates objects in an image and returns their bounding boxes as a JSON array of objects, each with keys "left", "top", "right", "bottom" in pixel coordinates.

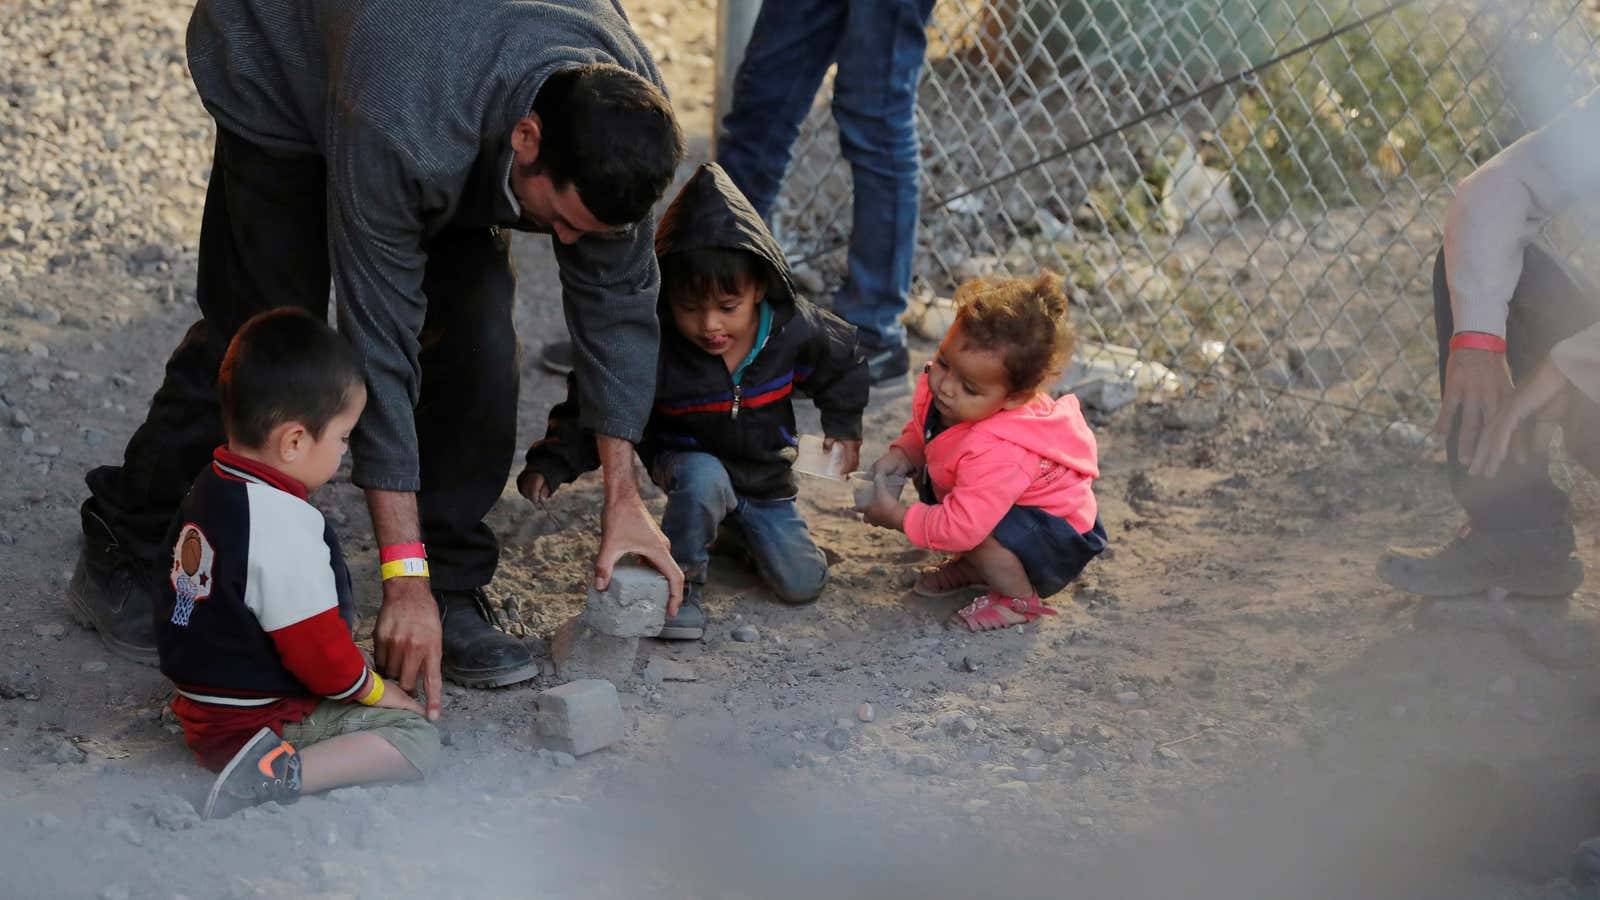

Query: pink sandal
[
  {"left": 913, "top": 557, "right": 989, "bottom": 599},
  {"left": 952, "top": 591, "right": 1057, "bottom": 632}
]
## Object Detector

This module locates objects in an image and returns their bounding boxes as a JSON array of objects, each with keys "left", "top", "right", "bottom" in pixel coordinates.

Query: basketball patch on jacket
[{"left": 170, "top": 523, "right": 215, "bottom": 627}]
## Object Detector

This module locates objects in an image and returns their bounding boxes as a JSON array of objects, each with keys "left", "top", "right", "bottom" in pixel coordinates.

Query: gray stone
[
  {"left": 856, "top": 702, "right": 876, "bottom": 723},
  {"left": 144, "top": 794, "right": 200, "bottom": 831},
  {"left": 824, "top": 728, "right": 851, "bottom": 752},
  {"left": 1015, "top": 767, "right": 1046, "bottom": 782},
  {"left": 1021, "top": 748, "right": 1047, "bottom": 764},
  {"left": 1038, "top": 733, "right": 1066, "bottom": 754},
  {"left": 731, "top": 625, "right": 760, "bottom": 643},
  {"left": 552, "top": 751, "right": 576, "bottom": 768},
  {"left": 1070, "top": 376, "right": 1138, "bottom": 413},
  {"left": 1288, "top": 340, "right": 1356, "bottom": 387},
  {"left": 1115, "top": 691, "right": 1142, "bottom": 706},
  {"left": 32, "top": 623, "right": 65, "bottom": 638},
  {"left": 962, "top": 744, "right": 993, "bottom": 762},
  {"left": 581, "top": 564, "right": 667, "bottom": 637},
  {"left": 536, "top": 679, "right": 625, "bottom": 756},
  {"left": 641, "top": 658, "right": 697, "bottom": 684},
  {"left": 51, "top": 739, "right": 85, "bottom": 764},
  {"left": 1160, "top": 399, "right": 1221, "bottom": 430},
  {"left": 8, "top": 408, "right": 28, "bottom": 427},
  {"left": 80, "top": 661, "right": 108, "bottom": 674},
  {"left": 25, "top": 342, "right": 48, "bottom": 359},
  {"left": 1382, "top": 421, "right": 1429, "bottom": 450},
  {"left": 551, "top": 616, "right": 639, "bottom": 684},
  {"left": 20, "top": 426, "right": 35, "bottom": 445},
  {"left": 905, "top": 754, "right": 944, "bottom": 776}
]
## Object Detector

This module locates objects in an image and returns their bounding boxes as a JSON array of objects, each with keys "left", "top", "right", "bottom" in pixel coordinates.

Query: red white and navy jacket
[{"left": 156, "top": 447, "right": 375, "bottom": 767}]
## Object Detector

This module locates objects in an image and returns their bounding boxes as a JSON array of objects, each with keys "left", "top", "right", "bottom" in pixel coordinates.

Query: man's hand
[
  {"left": 365, "top": 489, "right": 442, "bottom": 722},
  {"left": 1433, "top": 345, "right": 1513, "bottom": 461},
  {"left": 371, "top": 673, "right": 428, "bottom": 716},
  {"left": 595, "top": 436, "right": 684, "bottom": 615},
  {"left": 825, "top": 438, "right": 862, "bottom": 477},
  {"left": 870, "top": 446, "right": 914, "bottom": 479},
  {"left": 1467, "top": 358, "right": 1572, "bottom": 479},
  {"left": 373, "top": 577, "right": 442, "bottom": 722},
  {"left": 517, "top": 469, "right": 552, "bottom": 504}
]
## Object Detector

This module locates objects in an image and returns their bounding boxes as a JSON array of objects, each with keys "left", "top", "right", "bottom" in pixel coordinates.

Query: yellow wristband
[
  {"left": 380, "top": 558, "right": 429, "bottom": 580},
  {"left": 356, "top": 672, "right": 385, "bottom": 706}
]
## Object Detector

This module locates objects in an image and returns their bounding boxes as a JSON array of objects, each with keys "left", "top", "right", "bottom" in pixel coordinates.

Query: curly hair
[{"left": 950, "top": 272, "right": 1075, "bottom": 394}]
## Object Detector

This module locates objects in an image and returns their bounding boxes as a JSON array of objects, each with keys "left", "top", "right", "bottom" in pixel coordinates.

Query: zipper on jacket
[{"left": 731, "top": 383, "right": 742, "bottom": 419}]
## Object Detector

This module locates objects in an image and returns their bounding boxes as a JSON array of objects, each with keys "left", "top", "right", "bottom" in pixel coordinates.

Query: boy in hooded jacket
[{"left": 520, "top": 163, "right": 869, "bottom": 639}]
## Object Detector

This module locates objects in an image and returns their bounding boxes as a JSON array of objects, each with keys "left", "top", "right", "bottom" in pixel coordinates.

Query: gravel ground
[{"left": 5, "top": 2, "right": 1600, "bottom": 899}]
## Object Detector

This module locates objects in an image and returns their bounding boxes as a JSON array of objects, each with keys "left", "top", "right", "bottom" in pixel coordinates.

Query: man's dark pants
[
  {"left": 1432, "top": 246, "right": 1600, "bottom": 532},
  {"left": 84, "top": 129, "right": 519, "bottom": 589}
]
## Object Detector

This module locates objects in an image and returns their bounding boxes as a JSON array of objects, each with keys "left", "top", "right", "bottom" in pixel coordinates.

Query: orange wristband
[{"left": 1449, "top": 332, "right": 1507, "bottom": 353}]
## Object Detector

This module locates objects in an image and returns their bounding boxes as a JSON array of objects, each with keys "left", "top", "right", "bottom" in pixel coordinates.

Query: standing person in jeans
[
  {"left": 69, "top": 0, "right": 687, "bottom": 716},
  {"left": 539, "top": 0, "right": 936, "bottom": 388},
  {"left": 1378, "top": 88, "right": 1600, "bottom": 599}
]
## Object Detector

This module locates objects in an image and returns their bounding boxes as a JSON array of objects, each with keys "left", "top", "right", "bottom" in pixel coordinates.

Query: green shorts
[{"left": 280, "top": 700, "right": 441, "bottom": 776}]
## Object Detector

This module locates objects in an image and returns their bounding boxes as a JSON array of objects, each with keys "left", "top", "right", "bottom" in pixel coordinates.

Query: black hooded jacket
[{"left": 521, "top": 163, "right": 869, "bottom": 500}]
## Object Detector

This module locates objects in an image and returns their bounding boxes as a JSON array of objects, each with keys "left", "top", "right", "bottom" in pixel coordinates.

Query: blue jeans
[
  {"left": 717, "top": 0, "right": 936, "bottom": 349},
  {"left": 655, "top": 452, "right": 828, "bottom": 604}
]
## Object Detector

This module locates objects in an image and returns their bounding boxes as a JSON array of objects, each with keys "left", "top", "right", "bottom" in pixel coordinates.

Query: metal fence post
[{"left": 712, "top": 0, "right": 762, "bottom": 159}]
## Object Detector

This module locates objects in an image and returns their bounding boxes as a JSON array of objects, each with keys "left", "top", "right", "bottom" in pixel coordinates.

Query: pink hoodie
[{"left": 890, "top": 368, "right": 1099, "bottom": 553}]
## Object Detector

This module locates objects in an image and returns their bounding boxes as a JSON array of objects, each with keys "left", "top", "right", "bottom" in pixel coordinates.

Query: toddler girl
[{"left": 860, "top": 273, "right": 1106, "bottom": 632}]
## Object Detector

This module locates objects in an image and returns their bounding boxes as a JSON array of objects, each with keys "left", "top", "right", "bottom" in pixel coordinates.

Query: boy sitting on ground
[
  {"left": 156, "top": 308, "right": 438, "bottom": 819},
  {"left": 520, "top": 163, "right": 869, "bottom": 639}
]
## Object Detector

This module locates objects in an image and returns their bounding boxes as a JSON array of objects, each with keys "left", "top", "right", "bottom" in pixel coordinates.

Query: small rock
[
  {"left": 1069, "top": 376, "right": 1138, "bottom": 413},
  {"left": 731, "top": 625, "right": 760, "bottom": 643},
  {"left": 856, "top": 703, "right": 876, "bottom": 723},
  {"left": 1038, "top": 733, "right": 1066, "bottom": 754},
  {"left": 26, "top": 342, "right": 48, "bottom": 359},
  {"left": 1115, "top": 691, "right": 1142, "bottom": 706},
  {"left": 20, "top": 426, "right": 35, "bottom": 445},
  {"left": 824, "top": 728, "right": 851, "bottom": 752},
  {"left": 1160, "top": 399, "right": 1222, "bottom": 430},
  {"left": 536, "top": 679, "right": 625, "bottom": 756},
  {"left": 9, "top": 408, "right": 30, "bottom": 427},
  {"left": 1015, "top": 767, "right": 1046, "bottom": 783},
  {"left": 552, "top": 751, "right": 576, "bottom": 768},
  {"left": 1021, "top": 748, "right": 1046, "bottom": 764},
  {"left": 962, "top": 744, "right": 993, "bottom": 762},
  {"left": 905, "top": 754, "right": 944, "bottom": 776},
  {"left": 80, "top": 661, "right": 108, "bottom": 674},
  {"left": 1382, "top": 421, "right": 1429, "bottom": 450},
  {"left": 582, "top": 564, "right": 668, "bottom": 637},
  {"left": 144, "top": 794, "right": 201, "bottom": 831},
  {"left": 959, "top": 656, "right": 980, "bottom": 673},
  {"left": 32, "top": 623, "right": 65, "bottom": 638},
  {"left": 34, "top": 444, "right": 62, "bottom": 458},
  {"left": 1246, "top": 690, "right": 1274, "bottom": 707},
  {"left": 1075, "top": 816, "right": 1095, "bottom": 827},
  {"left": 641, "top": 658, "right": 697, "bottom": 683}
]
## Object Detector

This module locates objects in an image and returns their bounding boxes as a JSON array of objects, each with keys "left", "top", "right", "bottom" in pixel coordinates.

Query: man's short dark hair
[
  {"left": 659, "top": 247, "right": 769, "bottom": 305},
  {"left": 219, "top": 308, "right": 365, "bottom": 450},
  {"left": 532, "top": 63, "right": 684, "bottom": 227}
]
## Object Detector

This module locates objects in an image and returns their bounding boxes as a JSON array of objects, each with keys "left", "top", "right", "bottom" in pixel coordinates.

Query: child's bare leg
[
  {"left": 953, "top": 536, "right": 1034, "bottom": 631},
  {"left": 296, "top": 732, "right": 420, "bottom": 794}
]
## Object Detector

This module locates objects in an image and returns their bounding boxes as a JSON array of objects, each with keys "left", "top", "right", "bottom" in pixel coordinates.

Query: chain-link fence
[{"left": 746, "top": 0, "right": 1600, "bottom": 426}]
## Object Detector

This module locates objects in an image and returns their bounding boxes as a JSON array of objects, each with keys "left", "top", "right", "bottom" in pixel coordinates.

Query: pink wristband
[
  {"left": 379, "top": 542, "right": 427, "bottom": 564},
  {"left": 1448, "top": 332, "right": 1507, "bottom": 354}
]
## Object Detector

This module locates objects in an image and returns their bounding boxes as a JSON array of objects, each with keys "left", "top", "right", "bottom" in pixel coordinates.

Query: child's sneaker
[
  {"left": 202, "top": 727, "right": 302, "bottom": 820},
  {"left": 658, "top": 583, "right": 708, "bottom": 640}
]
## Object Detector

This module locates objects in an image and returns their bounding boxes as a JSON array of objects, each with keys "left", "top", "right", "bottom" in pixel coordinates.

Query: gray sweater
[
  {"left": 186, "top": 0, "right": 666, "bottom": 492},
  {"left": 1445, "top": 87, "right": 1600, "bottom": 404}
]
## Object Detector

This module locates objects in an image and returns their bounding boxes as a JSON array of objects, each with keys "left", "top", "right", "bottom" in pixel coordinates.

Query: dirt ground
[{"left": 6, "top": 1, "right": 1600, "bottom": 898}]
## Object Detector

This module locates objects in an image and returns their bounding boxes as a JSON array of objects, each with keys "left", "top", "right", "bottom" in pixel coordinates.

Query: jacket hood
[{"left": 654, "top": 163, "right": 795, "bottom": 312}]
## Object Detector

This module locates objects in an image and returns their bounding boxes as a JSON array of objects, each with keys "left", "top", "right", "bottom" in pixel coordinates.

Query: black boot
[
  {"left": 658, "top": 582, "right": 708, "bottom": 641},
  {"left": 1377, "top": 525, "right": 1583, "bottom": 598},
  {"left": 66, "top": 501, "right": 159, "bottom": 666},
  {"left": 437, "top": 588, "right": 538, "bottom": 688}
]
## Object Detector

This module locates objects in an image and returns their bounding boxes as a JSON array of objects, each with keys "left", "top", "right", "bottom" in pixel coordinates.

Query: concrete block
[
  {"left": 1069, "top": 376, "right": 1137, "bottom": 412},
  {"left": 581, "top": 564, "right": 667, "bottom": 637},
  {"left": 551, "top": 615, "right": 639, "bottom": 683},
  {"left": 536, "top": 679, "right": 624, "bottom": 756}
]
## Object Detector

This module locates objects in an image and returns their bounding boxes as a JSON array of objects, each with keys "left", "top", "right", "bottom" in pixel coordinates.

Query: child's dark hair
[
  {"left": 658, "top": 247, "right": 769, "bottom": 305},
  {"left": 952, "top": 272, "right": 1075, "bottom": 394},
  {"left": 219, "top": 308, "right": 365, "bottom": 449}
]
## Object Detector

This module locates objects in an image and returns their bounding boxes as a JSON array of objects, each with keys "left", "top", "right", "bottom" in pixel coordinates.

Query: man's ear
[{"left": 511, "top": 113, "right": 543, "bottom": 167}]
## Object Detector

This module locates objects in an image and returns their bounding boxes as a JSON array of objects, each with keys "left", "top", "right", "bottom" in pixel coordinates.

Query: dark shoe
[
  {"left": 658, "top": 584, "right": 707, "bottom": 641},
  {"left": 538, "top": 340, "right": 574, "bottom": 376},
  {"left": 1378, "top": 525, "right": 1583, "bottom": 598},
  {"left": 437, "top": 588, "right": 539, "bottom": 688},
  {"left": 202, "top": 727, "right": 301, "bottom": 820},
  {"left": 863, "top": 340, "right": 910, "bottom": 387},
  {"left": 67, "top": 502, "right": 159, "bottom": 666}
]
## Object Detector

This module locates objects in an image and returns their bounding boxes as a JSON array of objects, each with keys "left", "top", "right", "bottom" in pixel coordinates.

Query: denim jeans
[
  {"left": 716, "top": 0, "right": 937, "bottom": 350},
  {"left": 1431, "top": 246, "right": 1600, "bottom": 532},
  {"left": 655, "top": 452, "right": 828, "bottom": 604}
]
